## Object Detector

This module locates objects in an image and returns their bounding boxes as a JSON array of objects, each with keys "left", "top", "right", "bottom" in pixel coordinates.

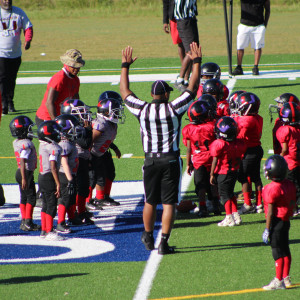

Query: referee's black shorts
[{"left": 143, "top": 153, "right": 182, "bottom": 205}]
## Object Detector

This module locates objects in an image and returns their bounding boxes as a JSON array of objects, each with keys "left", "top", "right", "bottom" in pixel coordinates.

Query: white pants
[{"left": 237, "top": 24, "right": 266, "bottom": 50}]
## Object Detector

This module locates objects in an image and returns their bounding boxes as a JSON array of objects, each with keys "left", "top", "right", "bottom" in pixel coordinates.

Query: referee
[{"left": 120, "top": 42, "right": 202, "bottom": 254}]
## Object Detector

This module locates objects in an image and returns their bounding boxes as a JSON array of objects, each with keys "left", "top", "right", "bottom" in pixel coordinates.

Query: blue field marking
[{"left": 0, "top": 182, "right": 163, "bottom": 265}]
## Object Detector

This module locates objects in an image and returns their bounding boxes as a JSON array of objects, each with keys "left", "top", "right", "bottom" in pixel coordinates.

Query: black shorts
[
  {"left": 15, "top": 169, "right": 36, "bottom": 206},
  {"left": 216, "top": 171, "right": 238, "bottom": 205},
  {"left": 270, "top": 216, "right": 291, "bottom": 260},
  {"left": 143, "top": 154, "right": 182, "bottom": 205},
  {"left": 176, "top": 17, "right": 199, "bottom": 53},
  {"left": 238, "top": 145, "right": 263, "bottom": 184},
  {"left": 194, "top": 165, "right": 210, "bottom": 195}
]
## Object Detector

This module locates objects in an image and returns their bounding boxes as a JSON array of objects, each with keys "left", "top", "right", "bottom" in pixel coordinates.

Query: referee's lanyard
[{"left": 0, "top": 8, "right": 12, "bottom": 36}]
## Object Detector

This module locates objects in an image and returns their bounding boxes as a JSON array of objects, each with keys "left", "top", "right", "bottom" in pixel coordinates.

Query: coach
[
  {"left": 120, "top": 42, "right": 202, "bottom": 255},
  {"left": 0, "top": 0, "right": 33, "bottom": 114}
]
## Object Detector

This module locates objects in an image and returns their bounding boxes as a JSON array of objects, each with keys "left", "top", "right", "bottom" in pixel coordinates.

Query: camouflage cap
[{"left": 60, "top": 49, "right": 85, "bottom": 68}]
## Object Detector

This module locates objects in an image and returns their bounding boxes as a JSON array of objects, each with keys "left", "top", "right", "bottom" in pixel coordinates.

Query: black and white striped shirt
[
  {"left": 174, "top": 0, "right": 198, "bottom": 20},
  {"left": 124, "top": 91, "right": 194, "bottom": 153}
]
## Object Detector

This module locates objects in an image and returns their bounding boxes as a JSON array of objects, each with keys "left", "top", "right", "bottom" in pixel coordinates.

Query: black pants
[
  {"left": 15, "top": 169, "right": 36, "bottom": 206},
  {"left": 0, "top": 56, "right": 21, "bottom": 110},
  {"left": 58, "top": 172, "right": 76, "bottom": 208},
  {"left": 77, "top": 157, "right": 90, "bottom": 198}
]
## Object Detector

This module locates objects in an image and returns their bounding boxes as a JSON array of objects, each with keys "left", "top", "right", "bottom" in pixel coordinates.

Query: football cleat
[
  {"left": 56, "top": 221, "right": 72, "bottom": 234},
  {"left": 256, "top": 204, "right": 264, "bottom": 214},
  {"left": 24, "top": 219, "right": 41, "bottom": 231},
  {"left": 263, "top": 277, "right": 286, "bottom": 290},
  {"left": 238, "top": 203, "right": 256, "bottom": 215},
  {"left": 283, "top": 276, "right": 292, "bottom": 288},
  {"left": 232, "top": 212, "right": 242, "bottom": 225},
  {"left": 45, "top": 231, "right": 66, "bottom": 241},
  {"left": 218, "top": 214, "right": 235, "bottom": 227}
]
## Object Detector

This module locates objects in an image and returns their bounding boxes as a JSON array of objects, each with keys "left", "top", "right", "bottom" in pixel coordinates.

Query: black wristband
[
  {"left": 110, "top": 143, "right": 118, "bottom": 151},
  {"left": 193, "top": 57, "right": 202, "bottom": 64},
  {"left": 121, "top": 62, "right": 130, "bottom": 68}
]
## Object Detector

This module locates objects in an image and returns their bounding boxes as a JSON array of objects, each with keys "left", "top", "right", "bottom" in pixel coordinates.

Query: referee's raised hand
[{"left": 121, "top": 46, "right": 138, "bottom": 66}]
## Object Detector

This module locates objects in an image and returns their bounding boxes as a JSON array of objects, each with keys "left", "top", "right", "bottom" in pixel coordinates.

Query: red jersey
[
  {"left": 263, "top": 179, "right": 296, "bottom": 221},
  {"left": 216, "top": 100, "right": 230, "bottom": 118},
  {"left": 210, "top": 138, "right": 246, "bottom": 174},
  {"left": 276, "top": 124, "right": 300, "bottom": 170},
  {"left": 182, "top": 121, "right": 215, "bottom": 169},
  {"left": 36, "top": 68, "right": 80, "bottom": 120},
  {"left": 272, "top": 117, "right": 283, "bottom": 155},
  {"left": 235, "top": 114, "right": 263, "bottom": 148}
]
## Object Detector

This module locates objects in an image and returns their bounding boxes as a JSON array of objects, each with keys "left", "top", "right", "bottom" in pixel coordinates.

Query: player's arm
[
  {"left": 92, "top": 128, "right": 102, "bottom": 143},
  {"left": 264, "top": 0, "right": 271, "bottom": 28},
  {"left": 265, "top": 203, "right": 273, "bottom": 230},
  {"left": 186, "top": 140, "right": 194, "bottom": 175},
  {"left": 20, "top": 158, "right": 28, "bottom": 190},
  {"left": 210, "top": 156, "right": 218, "bottom": 185},
  {"left": 61, "top": 156, "right": 73, "bottom": 181},
  {"left": 46, "top": 87, "right": 59, "bottom": 120},
  {"left": 50, "top": 160, "right": 60, "bottom": 198},
  {"left": 280, "top": 142, "right": 288, "bottom": 156},
  {"left": 110, "top": 142, "right": 121, "bottom": 159},
  {"left": 120, "top": 46, "right": 137, "bottom": 100}
]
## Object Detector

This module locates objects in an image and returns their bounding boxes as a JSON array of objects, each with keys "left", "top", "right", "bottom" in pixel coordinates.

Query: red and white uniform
[
  {"left": 182, "top": 121, "right": 215, "bottom": 170},
  {"left": 36, "top": 68, "right": 80, "bottom": 120},
  {"left": 263, "top": 179, "right": 296, "bottom": 221},
  {"left": 13, "top": 138, "right": 37, "bottom": 171},
  {"left": 276, "top": 125, "right": 300, "bottom": 170},
  {"left": 210, "top": 139, "right": 246, "bottom": 174},
  {"left": 235, "top": 114, "right": 263, "bottom": 148}
]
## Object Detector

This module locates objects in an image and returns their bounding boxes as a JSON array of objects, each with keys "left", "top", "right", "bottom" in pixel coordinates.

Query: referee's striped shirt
[
  {"left": 124, "top": 91, "right": 194, "bottom": 154},
  {"left": 174, "top": 0, "right": 198, "bottom": 20}
]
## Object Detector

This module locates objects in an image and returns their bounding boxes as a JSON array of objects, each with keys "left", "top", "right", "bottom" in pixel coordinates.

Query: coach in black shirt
[{"left": 120, "top": 42, "right": 202, "bottom": 254}]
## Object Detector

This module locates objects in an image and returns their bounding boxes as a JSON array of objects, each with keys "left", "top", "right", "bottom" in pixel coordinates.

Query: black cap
[{"left": 151, "top": 80, "right": 173, "bottom": 95}]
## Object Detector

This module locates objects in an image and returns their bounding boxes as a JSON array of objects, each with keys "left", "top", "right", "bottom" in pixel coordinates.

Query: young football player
[
  {"left": 276, "top": 102, "right": 300, "bottom": 215},
  {"left": 262, "top": 155, "right": 296, "bottom": 290},
  {"left": 202, "top": 78, "right": 230, "bottom": 118},
  {"left": 61, "top": 99, "right": 94, "bottom": 224},
  {"left": 55, "top": 114, "right": 81, "bottom": 233},
  {"left": 9, "top": 115, "right": 40, "bottom": 231},
  {"left": 88, "top": 95, "right": 125, "bottom": 208},
  {"left": 210, "top": 116, "right": 246, "bottom": 226},
  {"left": 235, "top": 92, "right": 264, "bottom": 214},
  {"left": 37, "top": 120, "right": 64, "bottom": 241},
  {"left": 182, "top": 100, "right": 220, "bottom": 217}
]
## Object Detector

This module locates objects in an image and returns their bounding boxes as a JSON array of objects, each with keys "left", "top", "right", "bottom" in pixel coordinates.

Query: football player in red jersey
[
  {"left": 269, "top": 93, "right": 300, "bottom": 155},
  {"left": 262, "top": 155, "right": 296, "bottom": 290},
  {"left": 210, "top": 116, "right": 246, "bottom": 226},
  {"left": 235, "top": 92, "right": 264, "bottom": 214},
  {"left": 182, "top": 100, "right": 220, "bottom": 217},
  {"left": 276, "top": 102, "right": 300, "bottom": 215}
]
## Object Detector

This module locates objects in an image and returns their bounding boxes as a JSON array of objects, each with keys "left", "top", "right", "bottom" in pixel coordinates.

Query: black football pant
[
  {"left": 15, "top": 169, "right": 36, "bottom": 206},
  {"left": 0, "top": 56, "right": 21, "bottom": 111}
]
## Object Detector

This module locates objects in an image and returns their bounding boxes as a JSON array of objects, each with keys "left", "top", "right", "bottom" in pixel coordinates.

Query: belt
[{"left": 144, "top": 151, "right": 179, "bottom": 158}]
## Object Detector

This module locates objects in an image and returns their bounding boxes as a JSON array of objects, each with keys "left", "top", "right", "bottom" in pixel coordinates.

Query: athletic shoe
[
  {"left": 40, "top": 230, "right": 46, "bottom": 239},
  {"left": 24, "top": 219, "right": 41, "bottom": 231},
  {"left": 20, "top": 219, "right": 25, "bottom": 230},
  {"left": 238, "top": 203, "right": 256, "bottom": 215},
  {"left": 263, "top": 277, "right": 286, "bottom": 290},
  {"left": 56, "top": 222, "right": 72, "bottom": 234},
  {"left": 174, "top": 81, "right": 187, "bottom": 93},
  {"left": 95, "top": 196, "right": 120, "bottom": 207},
  {"left": 158, "top": 241, "right": 175, "bottom": 255},
  {"left": 232, "top": 212, "right": 242, "bottom": 225},
  {"left": 283, "top": 276, "right": 292, "bottom": 287},
  {"left": 141, "top": 231, "right": 154, "bottom": 251},
  {"left": 78, "top": 212, "right": 94, "bottom": 225},
  {"left": 68, "top": 216, "right": 83, "bottom": 226},
  {"left": 86, "top": 199, "right": 103, "bottom": 211},
  {"left": 252, "top": 66, "right": 259, "bottom": 76},
  {"left": 8, "top": 102, "right": 16, "bottom": 112},
  {"left": 232, "top": 66, "right": 244, "bottom": 76},
  {"left": 45, "top": 231, "right": 66, "bottom": 241},
  {"left": 218, "top": 214, "right": 235, "bottom": 227},
  {"left": 198, "top": 206, "right": 209, "bottom": 218},
  {"left": 256, "top": 204, "right": 264, "bottom": 214}
]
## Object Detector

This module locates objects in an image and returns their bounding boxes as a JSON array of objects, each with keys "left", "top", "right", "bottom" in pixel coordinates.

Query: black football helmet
[
  {"left": 228, "top": 90, "right": 246, "bottom": 115},
  {"left": 98, "top": 91, "right": 123, "bottom": 104},
  {"left": 200, "top": 62, "right": 221, "bottom": 85},
  {"left": 9, "top": 115, "right": 34, "bottom": 139},
  {"left": 264, "top": 154, "right": 288, "bottom": 182},
  {"left": 236, "top": 92, "right": 261, "bottom": 115},
  {"left": 202, "top": 79, "right": 224, "bottom": 102},
  {"left": 97, "top": 98, "right": 125, "bottom": 124},
  {"left": 187, "top": 100, "right": 210, "bottom": 124},
  {"left": 197, "top": 94, "right": 217, "bottom": 120},
  {"left": 279, "top": 102, "right": 300, "bottom": 126},
  {"left": 55, "top": 114, "right": 82, "bottom": 141},
  {"left": 215, "top": 116, "right": 238, "bottom": 141},
  {"left": 37, "top": 120, "right": 63, "bottom": 143},
  {"left": 61, "top": 99, "right": 91, "bottom": 124}
]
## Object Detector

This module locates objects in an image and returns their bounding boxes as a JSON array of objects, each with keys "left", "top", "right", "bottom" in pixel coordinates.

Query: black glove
[{"left": 67, "top": 179, "right": 76, "bottom": 196}]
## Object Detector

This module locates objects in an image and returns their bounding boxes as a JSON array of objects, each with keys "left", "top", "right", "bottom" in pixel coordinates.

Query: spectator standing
[
  {"left": 232, "top": 0, "right": 270, "bottom": 76},
  {"left": 172, "top": 0, "right": 199, "bottom": 92},
  {"left": 0, "top": 0, "right": 33, "bottom": 114},
  {"left": 35, "top": 49, "right": 85, "bottom": 126},
  {"left": 120, "top": 42, "right": 202, "bottom": 254}
]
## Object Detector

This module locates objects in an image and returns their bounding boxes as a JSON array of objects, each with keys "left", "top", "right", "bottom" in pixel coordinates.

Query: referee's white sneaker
[
  {"left": 263, "top": 277, "right": 286, "bottom": 290},
  {"left": 217, "top": 214, "right": 235, "bottom": 227}
]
